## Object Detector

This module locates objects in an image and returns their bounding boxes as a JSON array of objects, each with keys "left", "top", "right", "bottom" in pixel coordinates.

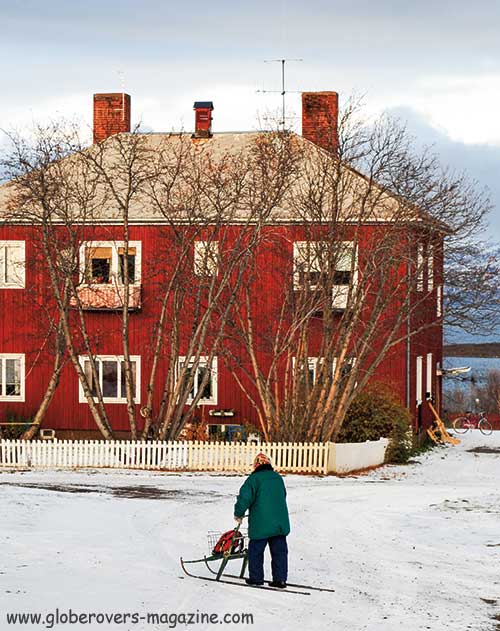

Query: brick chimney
[
  {"left": 193, "top": 101, "right": 214, "bottom": 138},
  {"left": 302, "top": 91, "right": 339, "bottom": 154},
  {"left": 93, "top": 93, "right": 131, "bottom": 144}
]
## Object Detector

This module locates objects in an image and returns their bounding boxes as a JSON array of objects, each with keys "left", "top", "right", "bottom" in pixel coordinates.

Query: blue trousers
[{"left": 248, "top": 535, "right": 288, "bottom": 583}]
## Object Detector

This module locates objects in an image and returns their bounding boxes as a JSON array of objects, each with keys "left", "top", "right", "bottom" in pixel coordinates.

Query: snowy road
[{"left": 1, "top": 432, "right": 499, "bottom": 631}]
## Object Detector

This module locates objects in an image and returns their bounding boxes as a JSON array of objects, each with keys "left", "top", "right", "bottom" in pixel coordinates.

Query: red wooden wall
[{"left": 0, "top": 222, "right": 443, "bottom": 435}]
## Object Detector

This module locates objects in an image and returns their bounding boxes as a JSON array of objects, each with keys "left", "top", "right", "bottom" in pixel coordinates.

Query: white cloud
[{"left": 372, "top": 74, "right": 500, "bottom": 146}]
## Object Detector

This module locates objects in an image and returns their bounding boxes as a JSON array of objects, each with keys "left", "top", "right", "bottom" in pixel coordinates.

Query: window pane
[
  {"left": 5, "top": 358, "right": 21, "bottom": 396},
  {"left": 120, "top": 361, "right": 136, "bottom": 398},
  {"left": 333, "top": 270, "right": 351, "bottom": 285},
  {"left": 198, "top": 366, "right": 212, "bottom": 400},
  {"left": 5, "top": 245, "right": 24, "bottom": 286},
  {"left": 91, "top": 258, "right": 110, "bottom": 283},
  {"left": 194, "top": 241, "right": 218, "bottom": 276},
  {"left": 184, "top": 366, "right": 195, "bottom": 399},
  {"left": 336, "top": 243, "right": 354, "bottom": 272},
  {"left": 118, "top": 254, "right": 136, "bottom": 284},
  {"left": 84, "top": 359, "right": 99, "bottom": 397},
  {"left": 102, "top": 361, "right": 118, "bottom": 397},
  {"left": 0, "top": 247, "right": 5, "bottom": 284}
]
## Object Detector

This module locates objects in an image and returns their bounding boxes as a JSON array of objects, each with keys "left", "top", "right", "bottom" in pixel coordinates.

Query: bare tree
[
  {"left": 223, "top": 103, "right": 499, "bottom": 441},
  {"left": 2, "top": 124, "right": 115, "bottom": 439}
]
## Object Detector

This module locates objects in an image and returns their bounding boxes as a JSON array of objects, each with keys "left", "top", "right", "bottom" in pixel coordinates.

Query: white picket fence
[{"left": 0, "top": 439, "right": 330, "bottom": 474}]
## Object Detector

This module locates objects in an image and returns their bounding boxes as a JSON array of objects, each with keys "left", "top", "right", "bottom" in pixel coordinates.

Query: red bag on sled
[{"left": 212, "top": 529, "right": 244, "bottom": 555}]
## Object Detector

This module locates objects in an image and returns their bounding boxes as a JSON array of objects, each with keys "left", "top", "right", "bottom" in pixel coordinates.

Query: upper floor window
[
  {"left": 80, "top": 242, "right": 141, "bottom": 285},
  {"left": 427, "top": 246, "right": 434, "bottom": 291},
  {"left": 78, "top": 355, "right": 140, "bottom": 403},
  {"left": 417, "top": 242, "right": 435, "bottom": 293},
  {"left": 293, "top": 241, "right": 357, "bottom": 309},
  {"left": 178, "top": 356, "right": 218, "bottom": 405},
  {"left": 417, "top": 243, "right": 424, "bottom": 292},
  {"left": 194, "top": 240, "right": 218, "bottom": 277},
  {"left": 0, "top": 354, "right": 24, "bottom": 401},
  {"left": 436, "top": 284, "right": 443, "bottom": 318},
  {"left": 0, "top": 241, "right": 25, "bottom": 289}
]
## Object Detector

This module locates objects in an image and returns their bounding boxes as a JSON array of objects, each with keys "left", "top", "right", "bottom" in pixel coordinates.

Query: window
[
  {"left": 178, "top": 356, "right": 217, "bottom": 405},
  {"left": 0, "top": 354, "right": 24, "bottom": 401},
  {"left": 80, "top": 242, "right": 141, "bottom": 284},
  {"left": 436, "top": 285, "right": 443, "bottom": 317},
  {"left": 332, "top": 243, "right": 357, "bottom": 309},
  {"left": 78, "top": 356, "right": 140, "bottom": 403},
  {"left": 194, "top": 241, "right": 218, "bottom": 277},
  {"left": 0, "top": 241, "right": 25, "bottom": 288},
  {"left": 118, "top": 247, "right": 137, "bottom": 283},
  {"left": 333, "top": 356, "right": 357, "bottom": 382},
  {"left": 293, "top": 241, "right": 357, "bottom": 308},
  {"left": 416, "top": 356, "right": 423, "bottom": 406},
  {"left": 426, "top": 353, "right": 433, "bottom": 399},
  {"left": 427, "top": 246, "right": 434, "bottom": 291},
  {"left": 293, "top": 356, "right": 356, "bottom": 385},
  {"left": 293, "top": 357, "right": 321, "bottom": 384},
  {"left": 417, "top": 243, "right": 424, "bottom": 292}
]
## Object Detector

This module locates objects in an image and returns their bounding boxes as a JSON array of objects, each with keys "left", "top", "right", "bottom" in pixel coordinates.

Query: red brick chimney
[
  {"left": 193, "top": 101, "right": 214, "bottom": 138},
  {"left": 93, "top": 93, "right": 131, "bottom": 144},
  {"left": 302, "top": 91, "right": 339, "bottom": 154}
]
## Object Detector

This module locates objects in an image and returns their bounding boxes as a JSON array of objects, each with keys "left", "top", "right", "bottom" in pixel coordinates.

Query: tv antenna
[{"left": 257, "top": 58, "right": 303, "bottom": 130}]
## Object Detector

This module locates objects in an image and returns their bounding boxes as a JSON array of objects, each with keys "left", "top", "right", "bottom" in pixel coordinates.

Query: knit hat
[{"left": 253, "top": 452, "right": 271, "bottom": 470}]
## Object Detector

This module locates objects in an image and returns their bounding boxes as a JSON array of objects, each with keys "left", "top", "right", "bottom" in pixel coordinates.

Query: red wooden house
[{"left": 0, "top": 91, "right": 444, "bottom": 439}]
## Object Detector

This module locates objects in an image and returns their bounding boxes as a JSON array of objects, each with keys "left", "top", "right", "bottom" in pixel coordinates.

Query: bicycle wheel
[
  {"left": 478, "top": 419, "right": 493, "bottom": 436},
  {"left": 452, "top": 417, "right": 470, "bottom": 434}
]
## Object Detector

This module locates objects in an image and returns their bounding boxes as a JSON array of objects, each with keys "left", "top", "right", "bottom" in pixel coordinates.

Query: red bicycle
[{"left": 453, "top": 411, "right": 493, "bottom": 436}]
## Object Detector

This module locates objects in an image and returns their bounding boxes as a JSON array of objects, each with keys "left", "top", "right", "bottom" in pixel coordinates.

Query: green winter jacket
[{"left": 234, "top": 465, "right": 290, "bottom": 540}]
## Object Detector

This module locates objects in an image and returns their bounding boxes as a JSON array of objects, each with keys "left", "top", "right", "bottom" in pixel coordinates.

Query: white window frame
[
  {"left": 79, "top": 241, "right": 142, "bottom": 285},
  {"left": 416, "top": 355, "right": 423, "bottom": 406},
  {"left": 194, "top": 240, "right": 219, "bottom": 277},
  {"left": 177, "top": 356, "right": 218, "bottom": 405},
  {"left": 78, "top": 355, "right": 141, "bottom": 404},
  {"left": 293, "top": 240, "right": 357, "bottom": 300},
  {"left": 0, "top": 241, "right": 26, "bottom": 289},
  {"left": 0, "top": 353, "right": 25, "bottom": 401},
  {"left": 292, "top": 356, "right": 357, "bottom": 384},
  {"left": 426, "top": 353, "right": 433, "bottom": 399},
  {"left": 292, "top": 356, "right": 321, "bottom": 384},
  {"left": 417, "top": 243, "right": 424, "bottom": 292},
  {"left": 436, "top": 284, "right": 443, "bottom": 318},
  {"left": 427, "top": 246, "right": 434, "bottom": 291}
]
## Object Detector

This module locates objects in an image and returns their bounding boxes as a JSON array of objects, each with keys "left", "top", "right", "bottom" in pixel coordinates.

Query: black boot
[
  {"left": 245, "top": 578, "right": 264, "bottom": 586},
  {"left": 268, "top": 580, "right": 287, "bottom": 588}
]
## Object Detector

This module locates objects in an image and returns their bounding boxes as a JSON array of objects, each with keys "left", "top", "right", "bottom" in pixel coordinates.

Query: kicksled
[{"left": 180, "top": 523, "right": 335, "bottom": 596}]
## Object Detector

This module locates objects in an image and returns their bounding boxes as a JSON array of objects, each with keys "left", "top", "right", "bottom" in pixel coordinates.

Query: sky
[{"left": 0, "top": 1, "right": 499, "bottom": 233}]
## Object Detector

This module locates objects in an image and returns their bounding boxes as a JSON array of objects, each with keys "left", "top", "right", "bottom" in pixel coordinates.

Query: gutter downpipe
[{"left": 406, "top": 232, "right": 411, "bottom": 410}]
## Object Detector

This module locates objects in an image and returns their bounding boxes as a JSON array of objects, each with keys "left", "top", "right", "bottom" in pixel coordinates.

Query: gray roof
[{"left": 0, "top": 131, "right": 425, "bottom": 226}]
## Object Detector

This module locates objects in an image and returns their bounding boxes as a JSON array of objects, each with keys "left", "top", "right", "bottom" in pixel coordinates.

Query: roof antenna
[{"left": 257, "top": 58, "right": 303, "bottom": 131}]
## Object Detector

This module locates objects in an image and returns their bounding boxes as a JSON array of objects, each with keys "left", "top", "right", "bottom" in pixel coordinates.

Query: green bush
[
  {"left": 0, "top": 412, "right": 34, "bottom": 439},
  {"left": 337, "top": 385, "right": 412, "bottom": 464}
]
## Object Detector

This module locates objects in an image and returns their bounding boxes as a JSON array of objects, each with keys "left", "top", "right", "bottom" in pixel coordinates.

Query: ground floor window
[
  {"left": 78, "top": 356, "right": 140, "bottom": 403},
  {"left": 178, "top": 356, "right": 217, "bottom": 405},
  {"left": 0, "top": 354, "right": 24, "bottom": 401}
]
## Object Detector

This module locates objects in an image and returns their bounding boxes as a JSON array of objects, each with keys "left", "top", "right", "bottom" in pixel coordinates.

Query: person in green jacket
[{"left": 234, "top": 453, "right": 290, "bottom": 588}]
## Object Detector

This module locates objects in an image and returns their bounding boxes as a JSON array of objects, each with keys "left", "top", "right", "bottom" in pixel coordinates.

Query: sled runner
[{"left": 180, "top": 522, "right": 333, "bottom": 594}]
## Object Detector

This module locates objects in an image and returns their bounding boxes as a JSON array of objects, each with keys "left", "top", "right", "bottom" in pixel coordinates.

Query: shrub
[
  {"left": 337, "top": 384, "right": 412, "bottom": 464},
  {"left": 0, "top": 412, "right": 34, "bottom": 439}
]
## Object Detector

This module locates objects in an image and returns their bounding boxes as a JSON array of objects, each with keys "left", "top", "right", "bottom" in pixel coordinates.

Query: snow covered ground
[{"left": 1, "top": 431, "right": 499, "bottom": 631}]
